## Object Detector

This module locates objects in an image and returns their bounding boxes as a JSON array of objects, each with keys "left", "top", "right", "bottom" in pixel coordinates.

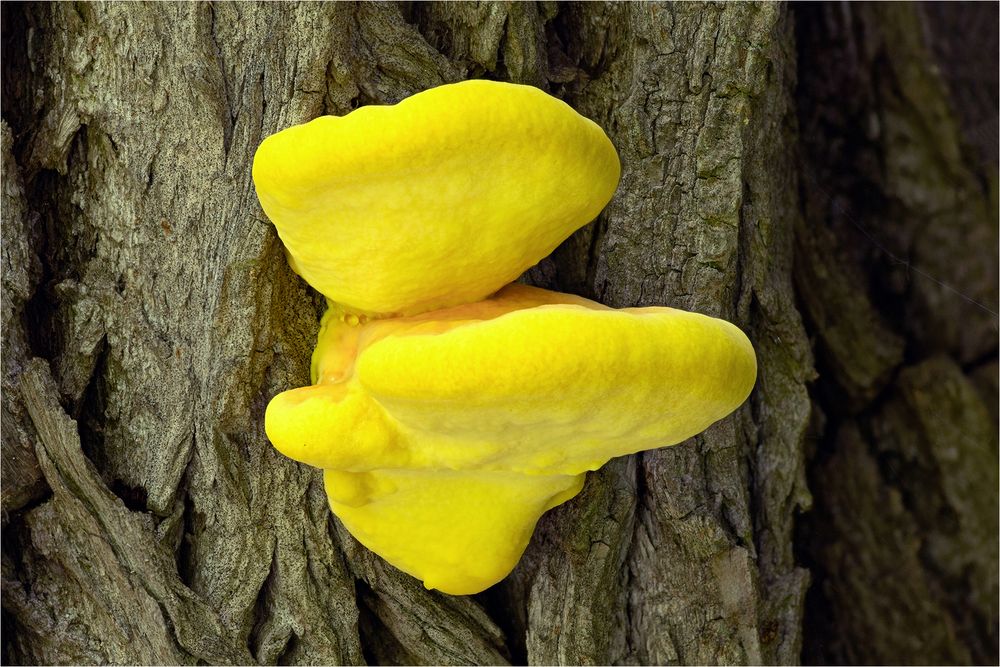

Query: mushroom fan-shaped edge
[
  {"left": 251, "top": 80, "right": 620, "bottom": 316},
  {"left": 265, "top": 284, "right": 757, "bottom": 594}
]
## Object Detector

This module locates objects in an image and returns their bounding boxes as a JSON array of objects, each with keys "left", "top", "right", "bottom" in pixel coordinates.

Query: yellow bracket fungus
[
  {"left": 253, "top": 80, "right": 757, "bottom": 595},
  {"left": 253, "top": 79, "right": 619, "bottom": 317}
]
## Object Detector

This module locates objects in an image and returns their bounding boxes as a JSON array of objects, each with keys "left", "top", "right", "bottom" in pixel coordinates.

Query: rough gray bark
[
  {"left": 795, "top": 4, "right": 998, "bottom": 664},
  {"left": 1, "top": 2, "right": 995, "bottom": 665}
]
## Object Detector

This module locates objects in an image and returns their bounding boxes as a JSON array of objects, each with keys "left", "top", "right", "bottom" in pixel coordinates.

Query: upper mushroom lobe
[{"left": 252, "top": 80, "right": 620, "bottom": 316}]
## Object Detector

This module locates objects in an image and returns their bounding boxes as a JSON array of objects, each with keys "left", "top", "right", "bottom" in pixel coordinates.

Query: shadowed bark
[
  {"left": 1, "top": 2, "right": 995, "bottom": 665},
  {"left": 795, "top": 3, "right": 998, "bottom": 664}
]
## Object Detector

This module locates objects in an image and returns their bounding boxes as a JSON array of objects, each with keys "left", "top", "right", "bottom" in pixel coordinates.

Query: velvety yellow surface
[
  {"left": 265, "top": 285, "right": 757, "bottom": 594},
  {"left": 323, "top": 468, "right": 585, "bottom": 595},
  {"left": 252, "top": 79, "right": 620, "bottom": 316},
  {"left": 255, "top": 80, "right": 758, "bottom": 595}
]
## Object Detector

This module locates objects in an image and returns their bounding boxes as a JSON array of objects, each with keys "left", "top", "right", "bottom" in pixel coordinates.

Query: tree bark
[
  {"left": 795, "top": 4, "right": 998, "bottom": 664},
  {"left": 1, "top": 2, "right": 995, "bottom": 665}
]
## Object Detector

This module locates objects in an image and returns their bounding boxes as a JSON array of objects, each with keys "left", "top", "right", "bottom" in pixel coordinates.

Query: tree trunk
[{"left": 1, "top": 2, "right": 995, "bottom": 665}]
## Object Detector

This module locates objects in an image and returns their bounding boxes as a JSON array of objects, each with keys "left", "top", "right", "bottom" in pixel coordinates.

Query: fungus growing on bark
[
  {"left": 253, "top": 80, "right": 757, "bottom": 595},
  {"left": 252, "top": 79, "right": 620, "bottom": 316}
]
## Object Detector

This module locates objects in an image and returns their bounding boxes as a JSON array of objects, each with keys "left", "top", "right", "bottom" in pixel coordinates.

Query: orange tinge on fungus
[{"left": 253, "top": 80, "right": 757, "bottom": 595}]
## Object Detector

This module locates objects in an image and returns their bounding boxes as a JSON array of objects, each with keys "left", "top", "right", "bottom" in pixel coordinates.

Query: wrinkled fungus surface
[
  {"left": 253, "top": 80, "right": 757, "bottom": 595},
  {"left": 253, "top": 79, "right": 620, "bottom": 316}
]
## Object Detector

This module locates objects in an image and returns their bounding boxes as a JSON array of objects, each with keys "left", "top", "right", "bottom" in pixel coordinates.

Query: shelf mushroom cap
[
  {"left": 265, "top": 284, "right": 757, "bottom": 594},
  {"left": 252, "top": 79, "right": 620, "bottom": 316},
  {"left": 324, "top": 467, "right": 585, "bottom": 596},
  {"left": 254, "top": 81, "right": 758, "bottom": 595}
]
